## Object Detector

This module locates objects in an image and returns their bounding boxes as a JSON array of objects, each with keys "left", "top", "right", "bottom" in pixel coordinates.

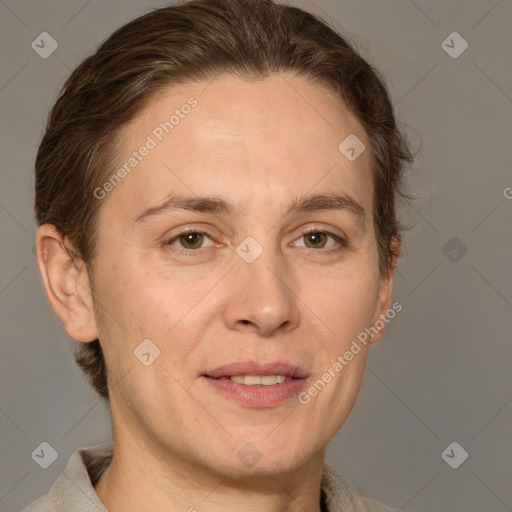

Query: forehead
[{"left": 101, "top": 74, "right": 373, "bottom": 221}]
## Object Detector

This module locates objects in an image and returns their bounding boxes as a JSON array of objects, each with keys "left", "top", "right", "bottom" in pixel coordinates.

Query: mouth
[
  {"left": 202, "top": 361, "right": 309, "bottom": 407},
  {"left": 204, "top": 361, "right": 308, "bottom": 381},
  {"left": 219, "top": 374, "right": 293, "bottom": 385}
]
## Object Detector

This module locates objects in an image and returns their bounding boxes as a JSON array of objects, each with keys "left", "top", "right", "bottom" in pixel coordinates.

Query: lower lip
[{"left": 202, "top": 376, "right": 307, "bottom": 408}]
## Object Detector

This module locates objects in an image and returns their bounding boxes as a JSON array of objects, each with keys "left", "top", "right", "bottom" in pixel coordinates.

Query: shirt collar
[{"left": 36, "top": 442, "right": 376, "bottom": 512}]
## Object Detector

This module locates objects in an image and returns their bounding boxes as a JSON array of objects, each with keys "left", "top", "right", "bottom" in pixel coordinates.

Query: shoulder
[
  {"left": 22, "top": 443, "right": 112, "bottom": 512},
  {"left": 322, "top": 460, "right": 398, "bottom": 512},
  {"left": 22, "top": 494, "right": 55, "bottom": 512}
]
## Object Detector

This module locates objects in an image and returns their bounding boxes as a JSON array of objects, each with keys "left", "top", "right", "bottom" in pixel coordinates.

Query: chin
[{"left": 222, "top": 434, "right": 317, "bottom": 477}]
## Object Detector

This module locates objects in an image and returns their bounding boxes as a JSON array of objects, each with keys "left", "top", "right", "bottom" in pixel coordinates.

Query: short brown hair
[{"left": 35, "top": 0, "right": 413, "bottom": 401}]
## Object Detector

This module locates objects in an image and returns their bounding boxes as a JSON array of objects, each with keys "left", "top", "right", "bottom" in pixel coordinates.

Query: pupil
[
  {"left": 307, "top": 232, "right": 325, "bottom": 247},
  {"left": 181, "top": 232, "right": 202, "bottom": 248}
]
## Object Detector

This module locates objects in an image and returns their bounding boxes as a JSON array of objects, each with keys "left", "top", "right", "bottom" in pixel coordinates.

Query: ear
[
  {"left": 35, "top": 224, "right": 98, "bottom": 343},
  {"left": 368, "top": 236, "right": 401, "bottom": 345}
]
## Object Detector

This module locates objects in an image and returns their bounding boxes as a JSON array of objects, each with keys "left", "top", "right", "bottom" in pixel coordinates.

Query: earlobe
[
  {"left": 35, "top": 224, "right": 98, "bottom": 343},
  {"left": 368, "top": 236, "right": 401, "bottom": 345}
]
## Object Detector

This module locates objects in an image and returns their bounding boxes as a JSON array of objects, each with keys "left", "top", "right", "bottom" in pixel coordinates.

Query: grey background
[{"left": 1, "top": 0, "right": 511, "bottom": 510}]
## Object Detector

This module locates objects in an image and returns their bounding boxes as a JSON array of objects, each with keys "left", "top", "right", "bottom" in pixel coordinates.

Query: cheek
[
  {"left": 92, "top": 267, "right": 203, "bottom": 405},
  {"left": 307, "top": 264, "right": 381, "bottom": 343},
  {"left": 97, "top": 255, "right": 190, "bottom": 324},
  {"left": 94, "top": 261, "right": 215, "bottom": 375}
]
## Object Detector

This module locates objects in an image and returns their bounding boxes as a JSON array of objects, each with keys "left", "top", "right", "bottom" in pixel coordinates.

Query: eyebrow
[{"left": 134, "top": 192, "right": 366, "bottom": 227}]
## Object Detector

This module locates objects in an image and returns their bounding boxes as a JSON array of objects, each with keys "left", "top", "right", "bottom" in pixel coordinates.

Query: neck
[{"left": 94, "top": 437, "right": 325, "bottom": 512}]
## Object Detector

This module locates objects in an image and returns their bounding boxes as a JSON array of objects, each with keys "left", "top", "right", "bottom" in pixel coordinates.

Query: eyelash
[{"left": 165, "top": 226, "right": 347, "bottom": 256}]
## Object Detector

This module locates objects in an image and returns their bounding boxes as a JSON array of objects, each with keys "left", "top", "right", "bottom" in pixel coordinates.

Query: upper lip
[{"left": 205, "top": 361, "right": 308, "bottom": 379}]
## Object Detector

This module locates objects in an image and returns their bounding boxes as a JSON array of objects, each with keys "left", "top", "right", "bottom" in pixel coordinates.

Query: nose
[{"left": 222, "top": 250, "right": 301, "bottom": 337}]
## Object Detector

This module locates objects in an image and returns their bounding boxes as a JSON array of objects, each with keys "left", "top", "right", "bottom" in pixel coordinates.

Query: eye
[
  {"left": 164, "top": 227, "right": 345, "bottom": 255},
  {"left": 167, "top": 229, "right": 215, "bottom": 251},
  {"left": 293, "top": 229, "right": 345, "bottom": 251}
]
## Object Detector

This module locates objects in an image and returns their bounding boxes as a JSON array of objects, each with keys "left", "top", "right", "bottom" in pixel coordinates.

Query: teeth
[{"left": 229, "top": 375, "right": 290, "bottom": 385}]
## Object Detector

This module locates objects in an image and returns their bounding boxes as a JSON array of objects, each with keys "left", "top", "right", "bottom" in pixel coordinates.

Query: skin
[{"left": 36, "top": 74, "right": 398, "bottom": 512}]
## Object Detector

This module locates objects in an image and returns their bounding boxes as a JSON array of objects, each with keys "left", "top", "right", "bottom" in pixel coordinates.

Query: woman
[{"left": 26, "top": 0, "right": 412, "bottom": 510}]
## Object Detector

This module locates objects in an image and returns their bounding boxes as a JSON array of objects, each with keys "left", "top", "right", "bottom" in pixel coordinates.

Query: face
[{"left": 81, "top": 75, "right": 394, "bottom": 476}]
